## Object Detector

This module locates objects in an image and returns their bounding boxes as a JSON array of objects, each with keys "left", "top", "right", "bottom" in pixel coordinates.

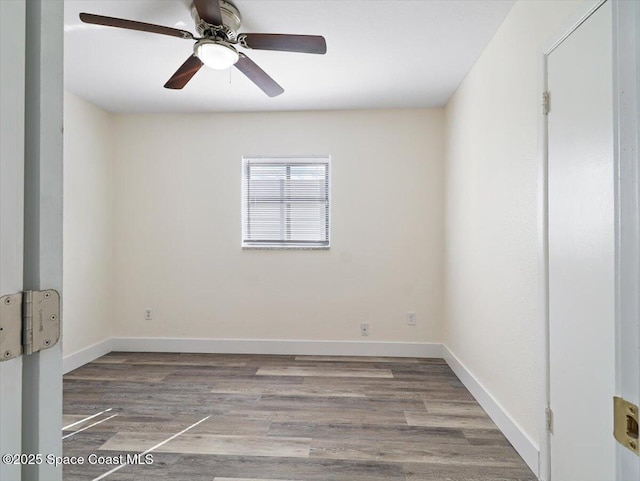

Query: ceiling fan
[{"left": 79, "top": 0, "right": 327, "bottom": 97}]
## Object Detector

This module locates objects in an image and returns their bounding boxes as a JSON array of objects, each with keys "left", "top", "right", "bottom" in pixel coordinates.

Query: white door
[
  {"left": 0, "top": 1, "right": 64, "bottom": 480},
  {"left": 0, "top": 2, "right": 27, "bottom": 479},
  {"left": 547, "top": 1, "right": 615, "bottom": 480}
]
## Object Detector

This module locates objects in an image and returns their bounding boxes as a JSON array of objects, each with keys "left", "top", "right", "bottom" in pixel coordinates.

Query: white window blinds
[{"left": 242, "top": 157, "right": 330, "bottom": 248}]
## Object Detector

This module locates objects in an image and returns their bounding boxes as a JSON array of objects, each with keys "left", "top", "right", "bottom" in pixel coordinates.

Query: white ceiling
[{"left": 64, "top": 0, "right": 514, "bottom": 113}]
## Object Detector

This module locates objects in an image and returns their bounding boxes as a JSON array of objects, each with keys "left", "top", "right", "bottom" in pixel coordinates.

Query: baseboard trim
[
  {"left": 442, "top": 344, "right": 539, "bottom": 476},
  {"left": 63, "top": 338, "right": 113, "bottom": 374},
  {"left": 110, "top": 337, "right": 445, "bottom": 358}
]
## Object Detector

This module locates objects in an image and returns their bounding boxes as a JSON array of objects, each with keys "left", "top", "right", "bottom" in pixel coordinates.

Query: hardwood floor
[{"left": 62, "top": 353, "right": 536, "bottom": 481}]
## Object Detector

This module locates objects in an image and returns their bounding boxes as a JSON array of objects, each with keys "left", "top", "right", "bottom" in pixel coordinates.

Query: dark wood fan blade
[
  {"left": 234, "top": 54, "right": 284, "bottom": 97},
  {"left": 79, "top": 13, "right": 193, "bottom": 39},
  {"left": 164, "top": 56, "right": 204, "bottom": 90},
  {"left": 241, "top": 34, "right": 327, "bottom": 54},
  {"left": 194, "top": 0, "right": 223, "bottom": 26}
]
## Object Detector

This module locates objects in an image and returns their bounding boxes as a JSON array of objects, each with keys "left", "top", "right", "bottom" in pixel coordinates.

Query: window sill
[{"left": 242, "top": 245, "right": 330, "bottom": 251}]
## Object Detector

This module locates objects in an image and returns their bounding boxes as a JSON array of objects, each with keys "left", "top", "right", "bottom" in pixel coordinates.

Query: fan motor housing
[{"left": 191, "top": 0, "right": 242, "bottom": 35}]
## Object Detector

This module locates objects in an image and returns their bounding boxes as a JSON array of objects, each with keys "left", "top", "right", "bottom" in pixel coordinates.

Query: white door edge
[{"left": 612, "top": 1, "right": 640, "bottom": 479}]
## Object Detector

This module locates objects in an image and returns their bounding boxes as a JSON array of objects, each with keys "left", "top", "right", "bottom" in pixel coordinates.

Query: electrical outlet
[
  {"left": 360, "top": 323, "right": 369, "bottom": 336},
  {"left": 407, "top": 312, "right": 416, "bottom": 325},
  {"left": 145, "top": 308, "right": 153, "bottom": 320}
]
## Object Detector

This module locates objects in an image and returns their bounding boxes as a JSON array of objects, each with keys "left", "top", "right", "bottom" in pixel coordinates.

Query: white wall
[
  {"left": 63, "top": 92, "right": 113, "bottom": 356},
  {"left": 112, "top": 109, "right": 444, "bottom": 342},
  {"left": 444, "top": 0, "right": 583, "bottom": 446}
]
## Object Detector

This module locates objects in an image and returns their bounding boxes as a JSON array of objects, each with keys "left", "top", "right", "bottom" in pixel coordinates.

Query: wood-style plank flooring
[{"left": 62, "top": 353, "right": 536, "bottom": 481}]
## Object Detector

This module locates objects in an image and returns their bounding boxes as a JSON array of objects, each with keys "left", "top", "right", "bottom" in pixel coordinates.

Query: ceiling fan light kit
[
  {"left": 194, "top": 39, "right": 239, "bottom": 70},
  {"left": 79, "top": 0, "right": 327, "bottom": 97}
]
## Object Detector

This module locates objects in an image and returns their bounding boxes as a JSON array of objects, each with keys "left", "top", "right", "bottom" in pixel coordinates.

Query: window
[{"left": 242, "top": 156, "right": 330, "bottom": 249}]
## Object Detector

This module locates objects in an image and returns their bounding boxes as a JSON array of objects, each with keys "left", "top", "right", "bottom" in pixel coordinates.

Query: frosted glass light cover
[{"left": 195, "top": 41, "right": 239, "bottom": 70}]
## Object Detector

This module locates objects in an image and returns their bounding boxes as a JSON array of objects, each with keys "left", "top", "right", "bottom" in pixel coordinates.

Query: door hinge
[
  {"left": 543, "top": 91, "right": 550, "bottom": 115},
  {"left": 0, "top": 290, "right": 60, "bottom": 361},
  {"left": 614, "top": 396, "right": 640, "bottom": 455},
  {"left": 545, "top": 407, "right": 553, "bottom": 433}
]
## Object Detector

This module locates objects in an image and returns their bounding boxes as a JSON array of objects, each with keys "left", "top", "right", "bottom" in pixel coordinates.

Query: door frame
[
  {"left": 22, "top": 1, "right": 64, "bottom": 480},
  {"left": 538, "top": 0, "right": 640, "bottom": 479}
]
